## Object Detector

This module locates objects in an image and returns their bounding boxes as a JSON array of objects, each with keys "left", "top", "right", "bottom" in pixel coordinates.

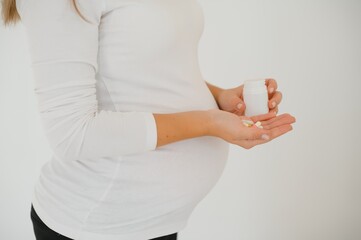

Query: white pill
[
  {"left": 242, "top": 119, "right": 254, "bottom": 127},
  {"left": 255, "top": 121, "right": 263, "bottom": 128}
]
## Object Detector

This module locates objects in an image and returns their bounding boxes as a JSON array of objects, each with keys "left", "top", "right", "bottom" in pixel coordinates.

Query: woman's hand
[
  {"left": 207, "top": 109, "right": 296, "bottom": 149},
  {"left": 216, "top": 78, "right": 282, "bottom": 116}
]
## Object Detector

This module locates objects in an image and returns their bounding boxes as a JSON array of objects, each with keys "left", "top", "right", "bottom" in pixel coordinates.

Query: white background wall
[{"left": 1, "top": 0, "right": 360, "bottom": 239}]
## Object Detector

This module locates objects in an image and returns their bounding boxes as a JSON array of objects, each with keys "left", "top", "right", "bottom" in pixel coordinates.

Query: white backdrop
[{"left": 1, "top": 0, "right": 360, "bottom": 239}]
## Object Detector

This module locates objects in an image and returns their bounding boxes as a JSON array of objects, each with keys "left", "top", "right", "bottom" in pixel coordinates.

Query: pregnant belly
[{"left": 110, "top": 136, "right": 230, "bottom": 215}]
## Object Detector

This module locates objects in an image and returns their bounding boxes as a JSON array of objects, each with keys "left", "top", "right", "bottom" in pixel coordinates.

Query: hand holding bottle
[{"left": 213, "top": 78, "right": 282, "bottom": 116}]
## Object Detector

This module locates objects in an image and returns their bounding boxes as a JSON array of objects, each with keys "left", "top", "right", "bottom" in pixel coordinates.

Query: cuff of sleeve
[{"left": 144, "top": 112, "right": 158, "bottom": 151}]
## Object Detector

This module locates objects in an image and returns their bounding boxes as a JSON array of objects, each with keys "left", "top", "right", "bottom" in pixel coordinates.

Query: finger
[
  {"left": 268, "top": 91, "right": 283, "bottom": 109},
  {"left": 262, "top": 114, "right": 296, "bottom": 130},
  {"left": 242, "top": 124, "right": 293, "bottom": 147},
  {"left": 234, "top": 100, "right": 246, "bottom": 114},
  {"left": 237, "top": 109, "right": 245, "bottom": 116},
  {"left": 249, "top": 111, "right": 276, "bottom": 123},
  {"left": 270, "top": 106, "right": 278, "bottom": 115},
  {"left": 231, "top": 102, "right": 245, "bottom": 116},
  {"left": 261, "top": 113, "right": 295, "bottom": 126},
  {"left": 265, "top": 78, "right": 278, "bottom": 94},
  {"left": 233, "top": 108, "right": 245, "bottom": 116},
  {"left": 242, "top": 127, "right": 271, "bottom": 141},
  {"left": 269, "top": 124, "right": 293, "bottom": 139}
]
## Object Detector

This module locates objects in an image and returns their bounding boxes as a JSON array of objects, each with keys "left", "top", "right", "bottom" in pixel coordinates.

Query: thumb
[{"left": 234, "top": 100, "right": 246, "bottom": 116}]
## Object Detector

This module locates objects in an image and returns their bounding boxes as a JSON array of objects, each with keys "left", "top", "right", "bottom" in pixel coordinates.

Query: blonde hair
[{"left": 1, "top": 0, "right": 88, "bottom": 26}]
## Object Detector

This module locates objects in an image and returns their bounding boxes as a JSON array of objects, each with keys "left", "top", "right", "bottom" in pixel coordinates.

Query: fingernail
[
  {"left": 261, "top": 134, "right": 270, "bottom": 140},
  {"left": 269, "top": 87, "right": 274, "bottom": 93},
  {"left": 237, "top": 103, "right": 243, "bottom": 109},
  {"left": 272, "top": 102, "right": 276, "bottom": 108}
]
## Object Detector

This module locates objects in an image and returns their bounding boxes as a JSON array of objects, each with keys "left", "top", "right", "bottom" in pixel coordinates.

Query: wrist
[
  {"left": 205, "top": 81, "right": 225, "bottom": 104},
  {"left": 212, "top": 87, "right": 224, "bottom": 103},
  {"left": 205, "top": 109, "right": 222, "bottom": 138}
]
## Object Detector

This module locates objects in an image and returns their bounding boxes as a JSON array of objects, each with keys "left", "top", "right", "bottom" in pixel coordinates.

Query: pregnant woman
[{"left": 2, "top": 0, "right": 295, "bottom": 239}]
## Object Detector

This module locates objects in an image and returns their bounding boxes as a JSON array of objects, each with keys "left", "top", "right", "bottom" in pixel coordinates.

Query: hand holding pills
[{"left": 207, "top": 109, "right": 296, "bottom": 149}]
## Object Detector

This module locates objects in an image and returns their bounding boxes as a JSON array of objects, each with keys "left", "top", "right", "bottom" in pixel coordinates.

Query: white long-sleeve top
[{"left": 17, "top": 0, "right": 230, "bottom": 239}]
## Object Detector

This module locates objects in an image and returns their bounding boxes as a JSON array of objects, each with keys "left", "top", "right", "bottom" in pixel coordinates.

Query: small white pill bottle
[{"left": 243, "top": 79, "right": 269, "bottom": 116}]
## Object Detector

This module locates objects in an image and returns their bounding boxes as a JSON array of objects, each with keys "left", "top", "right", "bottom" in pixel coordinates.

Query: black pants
[{"left": 31, "top": 205, "right": 178, "bottom": 240}]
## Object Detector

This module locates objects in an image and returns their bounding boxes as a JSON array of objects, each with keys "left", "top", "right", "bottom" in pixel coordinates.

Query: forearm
[
  {"left": 205, "top": 81, "right": 224, "bottom": 105},
  {"left": 153, "top": 110, "right": 213, "bottom": 148}
]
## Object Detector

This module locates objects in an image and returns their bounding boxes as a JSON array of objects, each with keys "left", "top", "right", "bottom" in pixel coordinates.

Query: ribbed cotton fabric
[{"left": 17, "top": 0, "right": 230, "bottom": 239}]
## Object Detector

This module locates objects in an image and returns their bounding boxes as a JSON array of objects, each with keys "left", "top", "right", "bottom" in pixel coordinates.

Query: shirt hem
[{"left": 31, "top": 197, "right": 188, "bottom": 240}]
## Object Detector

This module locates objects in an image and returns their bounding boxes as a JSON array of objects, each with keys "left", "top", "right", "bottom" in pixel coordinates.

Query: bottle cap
[
  {"left": 243, "top": 79, "right": 267, "bottom": 93},
  {"left": 244, "top": 79, "right": 266, "bottom": 90}
]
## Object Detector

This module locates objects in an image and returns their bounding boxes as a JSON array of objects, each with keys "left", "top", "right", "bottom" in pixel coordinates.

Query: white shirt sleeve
[{"left": 18, "top": 0, "right": 158, "bottom": 161}]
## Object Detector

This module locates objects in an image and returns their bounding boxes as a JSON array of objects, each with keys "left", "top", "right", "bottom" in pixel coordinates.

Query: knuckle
[{"left": 244, "top": 144, "right": 253, "bottom": 150}]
